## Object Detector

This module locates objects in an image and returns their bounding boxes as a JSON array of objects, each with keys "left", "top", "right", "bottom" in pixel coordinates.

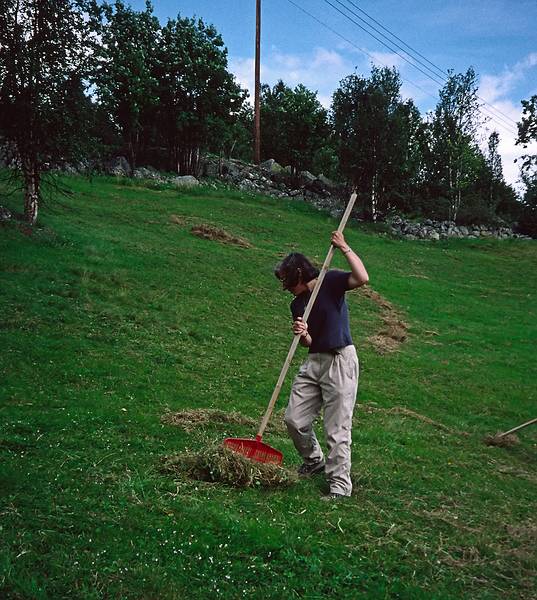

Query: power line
[
  {"left": 330, "top": 0, "right": 519, "bottom": 134},
  {"left": 340, "top": 0, "right": 454, "bottom": 82},
  {"left": 324, "top": 0, "right": 446, "bottom": 87},
  {"left": 287, "top": 0, "right": 515, "bottom": 135},
  {"left": 339, "top": 0, "right": 520, "bottom": 129},
  {"left": 285, "top": 0, "right": 442, "bottom": 110}
]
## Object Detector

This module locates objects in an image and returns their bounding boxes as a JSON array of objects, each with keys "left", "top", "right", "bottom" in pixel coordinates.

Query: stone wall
[{"left": 388, "top": 215, "right": 531, "bottom": 241}]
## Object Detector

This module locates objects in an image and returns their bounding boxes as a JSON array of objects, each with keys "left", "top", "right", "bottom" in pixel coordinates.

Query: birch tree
[
  {"left": 332, "top": 66, "right": 420, "bottom": 220},
  {"left": 0, "top": 0, "right": 98, "bottom": 225},
  {"left": 430, "top": 68, "right": 482, "bottom": 221}
]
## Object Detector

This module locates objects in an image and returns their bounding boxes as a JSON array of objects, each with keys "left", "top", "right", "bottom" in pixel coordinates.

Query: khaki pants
[{"left": 284, "top": 345, "right": 359, "bottom": 496}]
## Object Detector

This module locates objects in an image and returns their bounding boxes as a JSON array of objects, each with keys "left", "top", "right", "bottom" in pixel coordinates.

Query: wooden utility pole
[{"left": 254, "top": 0, "right": 261, "bottom": 164}]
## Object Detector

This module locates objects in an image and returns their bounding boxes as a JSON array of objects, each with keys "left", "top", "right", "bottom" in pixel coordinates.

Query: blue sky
[{"left": 129, "top": 0, "right": 537, "bottom": 187}]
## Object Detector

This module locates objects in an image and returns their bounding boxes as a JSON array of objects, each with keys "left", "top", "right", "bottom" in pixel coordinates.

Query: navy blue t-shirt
[{"left": 290, "top": 270, "right": 353, "bottom": 353}]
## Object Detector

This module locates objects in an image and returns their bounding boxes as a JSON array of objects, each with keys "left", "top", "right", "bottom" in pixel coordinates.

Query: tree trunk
[
  {"left": 371, "top": 174, "right": 377, "bottom": 222},
  {"left": 448, "top": 159, "right": 454, "bottom": 221},
  {"left": 23, "top": 159, "right": 39, "bottom": 226},
  {"left": 371, "top": 146, "right": 378, "bottom": 222}
]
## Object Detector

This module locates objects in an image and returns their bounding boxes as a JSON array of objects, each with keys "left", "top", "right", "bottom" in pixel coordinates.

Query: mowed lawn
[{"left": 1, "top": 174, "right": 536, "bottom": 599}]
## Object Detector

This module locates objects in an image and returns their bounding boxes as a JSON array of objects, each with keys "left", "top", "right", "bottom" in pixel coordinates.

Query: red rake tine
[{"left": 223, "top": 435, "right": 283, "bottom": 465}]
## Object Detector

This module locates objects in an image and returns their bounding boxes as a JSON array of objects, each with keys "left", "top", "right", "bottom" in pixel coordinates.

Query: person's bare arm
[{"left": 331, "top": 231, "right": 369, "bottom": 289}]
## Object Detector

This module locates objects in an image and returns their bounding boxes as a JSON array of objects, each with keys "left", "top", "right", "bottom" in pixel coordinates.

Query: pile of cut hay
[
  {"left": 483, "top": 433, "right": 520, "bottom": 448},
  {"left": 191, "top": 224, "right": 252, "bottom": 249},
  {"left": 161, "top": 443, "right": 297, "bottom": 489}
]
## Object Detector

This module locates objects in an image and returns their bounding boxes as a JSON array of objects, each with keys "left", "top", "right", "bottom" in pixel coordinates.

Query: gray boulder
[
  {"left": 134, "top": 166, "right": 161, "bottom": 179},
  {"left": 222, "top": 160, "right": 243, "bottom": 178},
  {"left": 299, "top": 170, "right": 316, "bottom": 184},
  {"left": 172, "top": 175, "right": 199, "bottom": 187},
  {"left": 104, "top": 156, "right": 132, "bottom": 177},
  {"left": 0, "top": 205, "right": 12, "bottom": 221},
  {"left": 318, "top": 174, "right": 337, "bottom": 189},
  {"left": 260, "top": 159, "right": 283, "bottom": 173}
]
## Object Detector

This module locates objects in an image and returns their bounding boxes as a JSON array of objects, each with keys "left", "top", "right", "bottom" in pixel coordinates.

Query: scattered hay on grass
[
  {"left": 191, "top": 224, "right": 252, "bottom": 248},
  {"left": 496, "top": 464, "right": 537, "bottom": 484},
  {"left": 161, "top": 408, "right": 285, "bottom": 434},
  {"left": 161, "top": 442, "right": 297, "bottom": 489},
  {"left": 170, "top": 213, "right": 189, "bottom": 225},
  {"left": 162, "top": 409, "right": 254, "bottom": 432},
  {"left": 358, "top": 404, "right": 469, "bottom": 437},
  {"left": 483, "top": 433, "right": 520, "bottom": 448},
  {"left": 388, "top": 406, "right": 468, "bottom": 436},
  {"left": 366, "top": 334, "right": 401, "bottom": 355},
  {"left": 361, "top": 287, "right": 409, "bottom": 354}
]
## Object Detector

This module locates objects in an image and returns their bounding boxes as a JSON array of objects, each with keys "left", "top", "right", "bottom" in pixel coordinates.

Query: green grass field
[{"left": 1, "top": 174, "right": 536, "bottom": 599}]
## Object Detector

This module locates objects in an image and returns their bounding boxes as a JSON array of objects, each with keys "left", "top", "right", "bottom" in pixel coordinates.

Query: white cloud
[
  {"left": 478, "top": 53, "right": 537, "bottom": 188},
  {"left": 229, "top": 46, "right": 353, "bottom": 104},
  {"left": 369, "top": 50, "right": 407, "bottom": 70}
]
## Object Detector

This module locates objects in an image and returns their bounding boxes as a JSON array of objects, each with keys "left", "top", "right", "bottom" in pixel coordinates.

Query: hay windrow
[
  {"left": 191, "top": 224, "right": 252, "bottom": 248},
  {"left": 361, "top": 286, "right": 409, "bottom": 354},
  {"left": 161, "top": 409, "right": 286, "bottom": 435},
  {"left": 161, "top": 443, "right": 297, "bottom": 489}
]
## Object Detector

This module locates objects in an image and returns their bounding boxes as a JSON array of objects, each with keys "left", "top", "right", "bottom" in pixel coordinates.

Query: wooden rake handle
[
  {"left": 499, "top": 417, "right": 537, "bottom": 438},
  {"left": 256, "top": 192, "right": 358, "bottom": 440}
]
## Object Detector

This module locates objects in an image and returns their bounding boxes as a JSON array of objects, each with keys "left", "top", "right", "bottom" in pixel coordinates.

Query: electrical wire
[
  {"left": 284, "top": 0, "right": 517, "bottom": 138},
  {"left": 336, "top": 0, "right": 519, "bottom": 131},
  {"left": 285, "top": 0, "right": 442, "bottom": 111},
  {"left": 323, "top": 0, "right": 517, "bottom": 135},
  {"left": 286, "top": 0, "right": 517, "bottom": 137},
  {"left": 327, "top": 0, "right": 447, "bottom": 87}
]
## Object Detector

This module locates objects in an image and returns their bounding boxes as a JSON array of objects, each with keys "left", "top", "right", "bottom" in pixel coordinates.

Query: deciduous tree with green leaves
[
  {"left": 92, "top": 0, "right": 160, "bottom": 172},
  {"left": 332, "top": 66, "right": 421, "bottom": 220},
  {"left": 429, "top": 67, "right": 483, "bottom": 221},
  {"left": 0, "top": 0, "right": 98, "bottom": 225},
  {"left": 154, "top": 15, "right": 245, "bottom": 175},
  {"left": 515, "top": 94, "right": 537, "bottom": 236},
  {"left": 261, "top": 81, "right": 329, "bottom": 175},
  {"left": 485, "top": 131, "right": 503, "bottom": 212}
]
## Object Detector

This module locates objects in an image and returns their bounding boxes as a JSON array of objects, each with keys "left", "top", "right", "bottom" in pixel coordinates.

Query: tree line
[{"left": 0, "top": 0, "right": 536, "bottom": 235}]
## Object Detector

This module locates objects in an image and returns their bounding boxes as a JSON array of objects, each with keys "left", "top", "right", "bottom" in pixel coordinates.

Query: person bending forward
[{"left": 275, "top": 231, "right": 369, "bottom": 500}]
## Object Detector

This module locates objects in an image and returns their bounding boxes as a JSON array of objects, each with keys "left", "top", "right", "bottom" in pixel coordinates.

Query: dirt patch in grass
[
  {"left": 161, "top": 443, "right": 297, "bottom": 489},
  {"left": 161, "top": 408, "right": 286, "bottom": 435},
  {"left": 501, "top": 522, "right": 537, "bottom": 569},
  {"left": 361, "top": 287, "right": 409, "bottom": 354},
  {"left": 191, "top": 224, "right": 252, "bottom": 249}
]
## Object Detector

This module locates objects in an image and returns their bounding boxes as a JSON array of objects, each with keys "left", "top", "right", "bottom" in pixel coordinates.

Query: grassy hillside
[{"left": 1, "top": 175, "right": 536, "bottom": 599}]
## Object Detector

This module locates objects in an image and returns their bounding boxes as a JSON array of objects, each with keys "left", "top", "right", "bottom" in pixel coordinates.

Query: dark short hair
[{"left": 274, "top": 253, "right": 319, "bottom": 290}]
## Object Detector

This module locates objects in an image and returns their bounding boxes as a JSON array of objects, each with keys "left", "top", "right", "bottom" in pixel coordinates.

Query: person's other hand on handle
[
  {"left": 293, "top": 316, "right": 308, "bottom": 337},
  {"left": 293, "top": 317, "right": 312, "bottom": 347}
]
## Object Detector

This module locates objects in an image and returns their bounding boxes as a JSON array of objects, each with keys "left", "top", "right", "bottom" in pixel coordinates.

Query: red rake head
[{"left": 223, "top": 436, "right": 283, "bottom": 465}]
